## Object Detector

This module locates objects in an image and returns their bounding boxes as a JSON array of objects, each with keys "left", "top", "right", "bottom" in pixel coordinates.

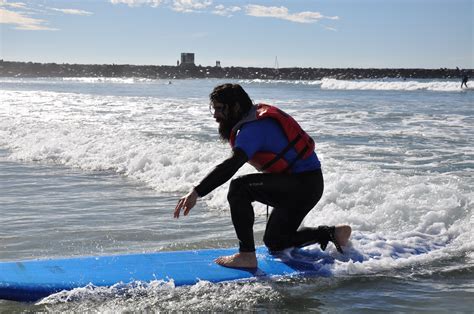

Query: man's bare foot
[
  {"left": 335, "top": 225, "right": 352, "bottom": 247},
  {"left": 214, "top": 252, "right": 257, "bottom": 269}
]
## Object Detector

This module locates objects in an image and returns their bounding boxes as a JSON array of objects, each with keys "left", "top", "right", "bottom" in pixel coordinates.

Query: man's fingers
[
  {"left": 183, "top": 198, "right": 196, "bottom": 216},
  {"left": 174, "top": 198, "right": 184, "bottom": 218},
  {"left": 174, "top": 190, "right": 197, "bottom": 218},
  {"left": 183, "top": 199, "right": 191, "bottom": 215}
]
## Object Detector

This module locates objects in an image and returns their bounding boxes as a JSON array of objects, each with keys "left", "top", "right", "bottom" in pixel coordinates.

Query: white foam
[
  {"left": 238, "top": 78, "right": 473, "bottom": 92},
  {"left": 239, "top": 79, "right": 323, "bottom": 86},
  {"left": 320, "top": 78, "right": 470, "bottom": 92},
  {"left": 37, "top": 279, "right": 282, "bottom": 311},
  {"left": 61, "top": 77, "right": 155, "bottom": 84}
]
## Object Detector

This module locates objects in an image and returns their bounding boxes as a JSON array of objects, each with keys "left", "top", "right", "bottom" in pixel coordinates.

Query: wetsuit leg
[
  {"left": 263, "top": 203, "right": 313, "bottom": 251},
  {"left": 263, "top": 170, "right": 324, "bottom": 251},
  {"left": 227, "top": 169, "right": 323, "bottom": 252}
]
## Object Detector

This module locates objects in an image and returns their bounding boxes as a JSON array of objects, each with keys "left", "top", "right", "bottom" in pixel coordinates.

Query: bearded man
[{"left": 174, "top": 83, "right": 351, "bottom": 268}]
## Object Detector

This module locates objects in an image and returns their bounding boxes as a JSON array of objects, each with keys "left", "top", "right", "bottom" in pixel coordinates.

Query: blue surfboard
[{"left": 0, "top": 246, "right": 336, "bottom": 302}]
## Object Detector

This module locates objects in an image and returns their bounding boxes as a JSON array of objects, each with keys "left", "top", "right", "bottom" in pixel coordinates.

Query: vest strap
[
  {"left": 260, "top": 133, "right": 302, "bottom": 172},
  {"left": 282, "top": 142, "right": 309, "bottom": 173}
]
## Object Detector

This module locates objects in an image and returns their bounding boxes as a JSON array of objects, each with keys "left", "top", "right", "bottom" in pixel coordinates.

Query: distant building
[
  {"left": 180, "top": 53, "right": 195, "bottom": 66},
  {"left": 216, "top": 61, "right": 221, "bottom": 67}
]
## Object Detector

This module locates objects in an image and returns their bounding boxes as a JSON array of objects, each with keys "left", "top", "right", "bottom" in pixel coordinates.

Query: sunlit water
[{"left": 0, "top": 77, "right": 473, "bottom": 311}]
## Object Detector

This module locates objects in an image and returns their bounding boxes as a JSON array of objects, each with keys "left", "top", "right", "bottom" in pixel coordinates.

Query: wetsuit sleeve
[{"left": 194, "top": 147, "right": 248, "bottom": 197}]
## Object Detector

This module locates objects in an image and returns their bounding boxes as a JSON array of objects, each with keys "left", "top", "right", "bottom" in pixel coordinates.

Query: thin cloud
[
  {"left": 245, "top": 4, "right": 339, "bottom": 24},
  {"left": 212, "top": 4, "right": 241, "bottom": 17},
  {"left": 109, "top": 0, "right": 212, "bottom": 13},
  {"left": 0, "top": 0, "right": 27, "bottom": 9},
  {"left": 171, "top": 0, "right": 212, "bottom": 13},
  {"left": 50, "top": 8, "right": 93, "bottom": 16},
  {"left": 0, "top": 7, "right": 58, "bottom": 30},
  {"left": 323, "top": 25, "right": 337, "bottom": 32},
  {"left": 107, "top": 1, "right": 337, "bottom": 23},
  {"left": 1, "top": 1, "right": 93, "bottom": 31},
  {"left": 109, "top": 0, "right": 163, "bottom": 7}
]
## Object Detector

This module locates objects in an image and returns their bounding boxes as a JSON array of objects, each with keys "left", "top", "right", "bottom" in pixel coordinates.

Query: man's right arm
[{"left": 194, "top": 147, "right": 248, "bottom": 197}]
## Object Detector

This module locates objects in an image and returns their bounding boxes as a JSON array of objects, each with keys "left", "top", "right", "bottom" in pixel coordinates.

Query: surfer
[
  {"left": 458, "top": 67, "right": 469, "bottom": 88},
  {"left": 461, "top": 74, "right": 468, "bottom": 88},
  {"left": 174, "top": 84, "right": 351, "bottom": 268}
]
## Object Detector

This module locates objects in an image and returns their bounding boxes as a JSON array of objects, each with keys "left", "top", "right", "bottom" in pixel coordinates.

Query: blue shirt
[{"left": 234, "top": 118, "right": 321, "bottom": 173}]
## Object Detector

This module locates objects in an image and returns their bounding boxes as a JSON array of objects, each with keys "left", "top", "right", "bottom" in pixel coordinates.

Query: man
[
  {"left": 458, "top": 67, "right": 469, "bottom": 88},
  {"left": 461, "top": 73, "right": 468, "bottom": 88},
  {"left": 174, "top": 83, "right": 351, "bottom": 268}
]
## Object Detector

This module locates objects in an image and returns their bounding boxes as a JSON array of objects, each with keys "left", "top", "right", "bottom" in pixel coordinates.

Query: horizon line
[{"left": 2, "top": 60, "right": 472, "bottom": 71}]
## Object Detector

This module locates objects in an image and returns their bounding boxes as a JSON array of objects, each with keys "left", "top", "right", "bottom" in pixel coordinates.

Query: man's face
[
  {"left": 210, "top": 101, "right": 240, "bottom": 141},
  {"left": 210, "top": 101, "right": 226, "bottom": 123}
]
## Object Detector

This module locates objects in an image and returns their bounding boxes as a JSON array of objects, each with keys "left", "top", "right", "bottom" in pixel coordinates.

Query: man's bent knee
[{"left": 263, "top": 234, "right": 287, "bottom": 252}]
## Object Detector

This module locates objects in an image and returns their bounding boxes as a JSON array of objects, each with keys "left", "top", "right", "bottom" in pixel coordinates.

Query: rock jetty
[{"left": 0, "top": 60, "right": 471, "bottom": 80}]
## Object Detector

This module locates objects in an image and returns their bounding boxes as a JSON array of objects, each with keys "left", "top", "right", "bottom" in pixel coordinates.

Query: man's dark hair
[{"left": 209, "top": 84, "right": 253, "bottom": 115}]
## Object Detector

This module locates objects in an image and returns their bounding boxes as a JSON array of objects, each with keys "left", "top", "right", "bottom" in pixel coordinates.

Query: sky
[{"left": 0, "top": 0, "right": 472, "bottom": 68}]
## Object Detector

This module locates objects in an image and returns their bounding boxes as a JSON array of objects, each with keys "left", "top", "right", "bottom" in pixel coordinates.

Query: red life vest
[{"left": 229, "top": 104, "right": 315, "bottom": 173}]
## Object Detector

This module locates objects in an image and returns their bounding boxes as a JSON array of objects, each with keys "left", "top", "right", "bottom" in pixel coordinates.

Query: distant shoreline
[{"left": 0, "top": 60, "right": 471, "bottom": 80}]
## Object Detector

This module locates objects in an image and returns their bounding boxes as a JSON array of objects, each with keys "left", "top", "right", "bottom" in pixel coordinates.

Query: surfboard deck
[{"left": 0, "top": 246, "right": 335, "bottom": 302}]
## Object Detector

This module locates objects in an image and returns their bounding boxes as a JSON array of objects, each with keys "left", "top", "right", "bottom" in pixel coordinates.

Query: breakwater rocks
[{"left": 0, "top": 60, "right": 471, "bottom": 80}]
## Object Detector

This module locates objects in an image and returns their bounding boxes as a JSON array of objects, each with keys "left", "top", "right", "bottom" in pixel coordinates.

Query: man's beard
[{"left": 218, "top": 114, "right": 241, "bottom": 141}]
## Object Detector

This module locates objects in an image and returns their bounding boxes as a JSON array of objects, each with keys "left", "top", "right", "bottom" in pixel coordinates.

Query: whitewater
[{"left": 0, "top": 77, "right": 472, "bottom": 312}]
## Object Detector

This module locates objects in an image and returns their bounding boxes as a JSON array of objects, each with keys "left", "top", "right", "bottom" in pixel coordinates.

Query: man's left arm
[
  {"left": 194, "top": 147, "right": 248, "bottom": 197},
  {"left": 173, "top": 148, "right": 248, "bottom": 218}
]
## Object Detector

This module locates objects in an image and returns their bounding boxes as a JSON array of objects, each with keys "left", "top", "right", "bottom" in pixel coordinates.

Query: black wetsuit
[
  {"left": 461, "top": 75, "right": 468, "bottom": 88},
  {"left": 194, "top": 148, "right": 325, "bottom": 252}
]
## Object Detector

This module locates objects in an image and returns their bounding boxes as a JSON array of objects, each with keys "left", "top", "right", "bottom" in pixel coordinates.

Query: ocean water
[{"left": 0, "top": 77, "right": 473, "bottom": 312}]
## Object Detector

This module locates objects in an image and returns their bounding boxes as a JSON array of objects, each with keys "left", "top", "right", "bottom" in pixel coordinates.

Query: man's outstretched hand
[{"left": 174, "top": 189, "right": 198, "bottom": 218}]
